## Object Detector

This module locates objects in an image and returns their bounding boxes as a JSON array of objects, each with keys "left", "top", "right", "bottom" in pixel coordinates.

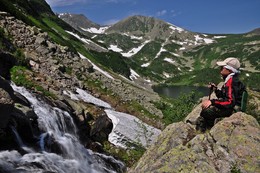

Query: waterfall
[
  {"left": 1, "top": 83, "right": 125, "bottom": 173},
  {"left": 10, "top": 126, "right": 24, "bottom": 147},
  {"left": 10, "top": 126, "right": 34, "bottom": 154}
]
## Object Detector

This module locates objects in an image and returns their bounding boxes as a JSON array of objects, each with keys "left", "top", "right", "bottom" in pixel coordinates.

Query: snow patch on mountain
[
  {"left": 63, "top": 86, "right": 161, "bottom": 149},
  {"left": 63, "top": 88, "right": 112, "bottom": 109},
  {"left": 163, "top": 72, "right": 170, "bottom": 78},
  {"left": 164, "top": 58, "right": 175, "bottom": 64},
  {"left": 170, "top": 52, "right": 180, "bottom": 57},
  {"left": 123, "top": 33, "right": 143, "bottom": 40},
  {"left": 105, "top": 109, "right": 161, "bottom": 148},
  {"left": 193, "top": 35, "right": 215, "bottom": 45},
  {"left": 121, "top": 40, "right": 151, "bottom": 57},
  {"left": 141, "top": 62, "right": 151, "bottom": 67},
  {"left": 129, "top": 69, "right": 140, "bottom": 80},
  {"left": 58, "top": 13, "right": 72, "bottom": 18},
  {"left": 203, "top": 38, "right": 215, "bottom": 44},
  {"left": 154, "top": 47, "right": 167, "bottom": 59},
  {"left": 66, "top": 31, "right": 107, "bottom": 51},
  {"left": 214, "top": 36, "right": 227, "bottom": 39},
  {"left": 169, "top": 25, "right": 184, "bottom": 33},
  {"left": 80, "top": 26, "right": 110, "bottom": 34},
  {"left": 108, "top": 45, "right": 123, "bottom": 52},
  {"left": 79, "top": 53, "right": 114, "bottom": 79}
]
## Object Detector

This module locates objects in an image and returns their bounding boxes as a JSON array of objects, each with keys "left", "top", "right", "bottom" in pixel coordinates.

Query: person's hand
[
  {"left": 201, "top": 100, "right": 212, "bottom": 109},
  {"left": 208, "top": 82, "right": 217, "bottom": 90}
]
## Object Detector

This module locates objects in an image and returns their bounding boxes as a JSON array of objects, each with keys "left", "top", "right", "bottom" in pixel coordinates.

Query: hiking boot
[
  {"left": 214, "top": 118, "right": 223, "bottom": 125},
  {"left": 186, "top": 119, "right": 196, "bottom": 125},
  {"left": 195, "top": 116, "right": 206, "bottom": 132}
]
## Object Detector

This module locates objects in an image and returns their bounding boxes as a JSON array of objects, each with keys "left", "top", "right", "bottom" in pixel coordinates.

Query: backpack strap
[{"left": 240, "top": 90, "right": 248, "bottom": 112}]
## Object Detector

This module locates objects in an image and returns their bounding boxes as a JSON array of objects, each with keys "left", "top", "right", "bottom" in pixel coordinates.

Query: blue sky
[{"left": 46, "top": 0, "right": 260, "bottom": 34}]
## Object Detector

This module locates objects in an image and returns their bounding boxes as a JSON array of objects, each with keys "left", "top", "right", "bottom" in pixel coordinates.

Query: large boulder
[
  {"left": 129, "top": 112, "right": 260, "bottom": 173},
  {"left": 0, "top": 51, "right": 16, "bottom": 80},
  {"left": 0, "top": 77, "right": 15, "bottom": 128},
  {"left": 0, "top": 87, "right": 14, "bottom": 128}
]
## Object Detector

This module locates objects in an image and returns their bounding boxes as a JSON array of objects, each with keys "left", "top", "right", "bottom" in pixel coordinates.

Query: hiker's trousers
[{"left": 200, "top": 106, "right": 234, "bottom": 128}]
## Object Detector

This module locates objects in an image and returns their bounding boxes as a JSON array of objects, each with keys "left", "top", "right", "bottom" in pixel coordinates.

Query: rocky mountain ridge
[{"left": 58, "top": 13, "right": 100, "bottom": 32}]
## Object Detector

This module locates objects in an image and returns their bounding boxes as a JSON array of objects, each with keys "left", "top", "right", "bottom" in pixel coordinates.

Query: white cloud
[
  {"left": 170, "top": 10, "right": 181, "bottom": 17},
  {"left": 105, "top": 0, "right": 119, "bottom": 3},
  {"left": 103, "top": 19, "right": 120, "bottom": 25},
  {"left": 105, "top": 0, "right": 133, "bottom": 3},
  {"left": 46, "top": 0, "right": 130, "bottom": 7},
  {"left": 156, "top": 10, "right": 167, "bottom": 17},
  {"left": 45, "top": 0, "right": 85, "bottom": 7}
]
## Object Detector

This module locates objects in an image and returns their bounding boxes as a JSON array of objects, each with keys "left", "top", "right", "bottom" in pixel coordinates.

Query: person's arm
[
  {"left": 209, "top": 83, "right": 222, "bottom": 98},
  {"left": 211, "top": 78, "right": 235, "bottom": 109},
  {"left": 214, "top": 88, "right": 223, "bottom": 98}
]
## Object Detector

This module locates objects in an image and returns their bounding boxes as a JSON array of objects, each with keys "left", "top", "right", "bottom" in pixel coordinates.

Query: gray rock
[
  {"left": 0, "top": 88, "right": 14, "bottom": 128},
  {"left": 129, "top": 112, "right": 260, "bottom": 173}
]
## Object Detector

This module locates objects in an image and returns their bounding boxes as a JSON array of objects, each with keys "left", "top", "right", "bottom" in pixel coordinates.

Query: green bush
[
  {"left": 14, "top": 49, "right": 29, "bottom": 66},
  {"left": 155, "top": 91, "right": 197, "bottom": 125},
  {"left": 10, "top": 66, "right": 34, "bottom": 88}
]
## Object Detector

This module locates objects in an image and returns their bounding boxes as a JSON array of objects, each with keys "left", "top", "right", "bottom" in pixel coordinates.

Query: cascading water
[{"left": 0, "top": 84, "right": 125, "bottom": 173}]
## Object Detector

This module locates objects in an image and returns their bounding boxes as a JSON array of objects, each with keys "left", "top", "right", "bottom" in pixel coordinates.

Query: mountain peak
[
  {"left": 249, "top": 28, "right": 260, "bottom": 35},
  {"left": 105, "top": 15, "right": 177, "bottom": 40},
  {"left": 58, "top": 13, "right": 100, "bottom": 30}
]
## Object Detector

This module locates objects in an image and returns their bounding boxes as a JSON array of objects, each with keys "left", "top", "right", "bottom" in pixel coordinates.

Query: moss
[
  {"left": 103, "top": 141, "right": 145, "bottom": 167},
  {"left": 242, "top": 161, "right": 260, "bottom": 173},
  {"left": 10, "top": 66, "right": 57, "bottom": 99},
  {"left": 10, "top": 66, "right": 34, "bottom": 88}
]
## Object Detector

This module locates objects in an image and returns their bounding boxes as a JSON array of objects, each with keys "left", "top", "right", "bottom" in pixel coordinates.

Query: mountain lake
[{"left": 153, "top": 85, "right": 209, "bottom": 100}]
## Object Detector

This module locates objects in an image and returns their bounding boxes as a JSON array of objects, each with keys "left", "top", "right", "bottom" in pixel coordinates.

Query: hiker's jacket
[{"left": 211, "top": 74, "right": 243, "bottom": 109}]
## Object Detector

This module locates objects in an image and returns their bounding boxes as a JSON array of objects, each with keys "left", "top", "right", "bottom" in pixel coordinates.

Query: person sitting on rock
[{"left": 196, "top": 57, "right": 245, "bottom": 132}]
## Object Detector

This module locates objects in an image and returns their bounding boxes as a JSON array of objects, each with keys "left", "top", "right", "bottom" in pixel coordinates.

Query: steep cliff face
[{"left": 129, "top": 104, "right": 260, "bottom": 173}]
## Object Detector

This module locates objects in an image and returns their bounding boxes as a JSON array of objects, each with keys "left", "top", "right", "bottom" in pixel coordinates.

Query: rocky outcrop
[
  {"left": 0, "top": 87, "right": 13, "bottom": 128},
  {"left": 0, "top": 77, "right": 39, "bottom": 149},
  {"left": 0, "top": 76, "right": 16, "bottom": 128},
  {"left": 0, "top": 51, "right": 17, "bottom": 80},
  {"left": 129, "top": 110, "right": 260, "bottom": 173}
]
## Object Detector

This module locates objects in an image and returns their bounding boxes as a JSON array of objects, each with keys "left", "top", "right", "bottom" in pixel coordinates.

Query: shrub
[{"left": 155, "top": 91, "right": 197, "bottom": 125}]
